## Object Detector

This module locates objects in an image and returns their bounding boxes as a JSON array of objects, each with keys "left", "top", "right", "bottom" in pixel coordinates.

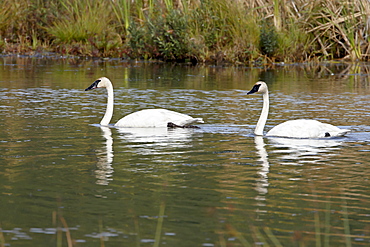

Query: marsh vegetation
[{"left": 1, "top": 0, "right": 370, "bottom": 64}]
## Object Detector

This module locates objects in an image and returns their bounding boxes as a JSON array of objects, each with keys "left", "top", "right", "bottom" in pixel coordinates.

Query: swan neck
[
  {"left": 255, "top": 91, "right": 269, "bottom": 136},
  {"left": 100, "top": 85, "right": 114, "bottom": 126}
]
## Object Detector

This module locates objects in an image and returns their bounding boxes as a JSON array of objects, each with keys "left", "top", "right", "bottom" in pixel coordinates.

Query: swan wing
[
  {"left": 266, "top": 119, "right": 350, "bottom": 138},
  {"left": 115, "top": 109, "right": 204, "bottom": 128}
]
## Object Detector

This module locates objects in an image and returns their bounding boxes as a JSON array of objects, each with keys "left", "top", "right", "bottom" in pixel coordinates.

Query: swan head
[
  {"left": 85, "top": 77, "right": 111, "bottom": 91},
  {"left": 247, "top": 81, "right": 268, "bottom": 95}
]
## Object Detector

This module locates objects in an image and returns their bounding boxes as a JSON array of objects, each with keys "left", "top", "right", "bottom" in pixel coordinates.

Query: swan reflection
[
  {"left": 254, "top": 136, "right": 270, "bottom": 205},
  {"left": 93, "top": 127, "right": 199, "bottom": 183},
  {"left": 269, "top": 137, "right": 343, "bottom": 165},
  {"left": 116, "top": 127, "right": 197, "bottom": 156},
  {"left": 95, "top": 126, "right": 114, "bottom": 185}
]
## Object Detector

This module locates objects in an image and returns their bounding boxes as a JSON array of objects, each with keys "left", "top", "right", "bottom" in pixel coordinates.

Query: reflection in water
[
  {"left": 269, "top": 137, "right": 343, "bottom": 165},
  {"left": 95, "top": 127, "right": 114, "bottom": 185},
  {"left": 116, "top": 127, "right": 196, "bottom": 156},
  {"left": 254, "top": 136, "right": 270, "bottom": 205},
  {"left": 1, "top": 58, "right": 368, "bottom": 247},
  {"left": 94, "top": 127, "right": 198, "bottom": 184}
]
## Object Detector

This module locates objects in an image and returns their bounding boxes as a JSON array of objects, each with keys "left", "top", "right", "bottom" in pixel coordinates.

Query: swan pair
[{"left": 85, "top": 77, "right": 350, "bottom": 138}]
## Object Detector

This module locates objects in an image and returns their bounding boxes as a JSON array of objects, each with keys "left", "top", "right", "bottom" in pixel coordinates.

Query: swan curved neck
[
  {"left": 255, "top": 91, "right": 269, "bottom": 136},
  {"left": 100, "top": 84, "right": 114, "bottom": 126}
]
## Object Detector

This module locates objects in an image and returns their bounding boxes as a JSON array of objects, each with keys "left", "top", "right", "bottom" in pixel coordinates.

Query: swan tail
[
  {"left": 330, "top": 129, "right": 350, "bottom": 137},
  {"left": 171, "top": 117, "right": 204, "bottom": 128},
  {"left": 183, "top": 117, "right": 204, "bottom": 125},
  {"left": 192, "top": 118, "right": 204, "bottom": 124}
]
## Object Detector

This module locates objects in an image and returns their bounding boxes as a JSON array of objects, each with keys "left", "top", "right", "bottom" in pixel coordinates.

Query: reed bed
[{"left": 0, "top": 0, "right": 369, "bottom": 64}]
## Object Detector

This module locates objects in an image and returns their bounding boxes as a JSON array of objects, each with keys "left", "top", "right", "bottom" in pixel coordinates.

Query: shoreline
[{"left": 0, "top": 52, "right": 362, "bottom": 68}]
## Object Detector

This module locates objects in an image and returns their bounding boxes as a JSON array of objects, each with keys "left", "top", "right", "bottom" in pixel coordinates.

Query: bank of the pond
[{"left": 1, "top": 0, "right": 369, "bottom": 65}]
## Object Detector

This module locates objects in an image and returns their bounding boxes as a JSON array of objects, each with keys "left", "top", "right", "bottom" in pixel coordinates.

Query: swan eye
[{"left": 325, "top": 132, "right": 331, "bottom": 137}]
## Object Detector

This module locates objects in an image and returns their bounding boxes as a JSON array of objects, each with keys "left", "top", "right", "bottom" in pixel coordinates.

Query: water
[{"left": 0, "top": 57, "right": 369, "bottom": 246}]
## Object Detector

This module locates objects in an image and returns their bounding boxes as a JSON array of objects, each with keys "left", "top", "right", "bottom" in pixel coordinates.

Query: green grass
[
  {"left": 46, "top": 0, "right": 112, "bottom": 43},
  {"left": 0, "top": 0, "right": 369, "bottom": 63}
]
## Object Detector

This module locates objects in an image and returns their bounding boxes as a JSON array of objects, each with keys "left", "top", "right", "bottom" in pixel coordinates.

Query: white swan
[
  {"left": 85, "top": 77, "right": 204, "bottom": 128},
  {"left": 247, "top": 81, "right": 350, "bottom": 138}
]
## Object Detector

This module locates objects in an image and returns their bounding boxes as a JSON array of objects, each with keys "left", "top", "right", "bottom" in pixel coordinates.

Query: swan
[
  {"left": 85, "top": 77, "right": 204, "bottom": 128},
  {"left": 247, "top": 81, "right": 350, "bottom": 138}
]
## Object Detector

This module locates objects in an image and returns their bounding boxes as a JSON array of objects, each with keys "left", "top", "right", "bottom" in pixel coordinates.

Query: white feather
[
  {"left": 115, "top": 109, "right": 203, "bottom": 127},
  {"left": 85, "top": 77, "right": 203, "bottom": 128},
  {"left": 267, "top": 119, "right": 349, "bottom": 138},
  {"left": 247, "top": 81, "right": 350, "bottom": 138}
]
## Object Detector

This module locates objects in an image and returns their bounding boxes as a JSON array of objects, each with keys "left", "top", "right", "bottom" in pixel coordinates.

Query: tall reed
[
  {"left": 47, "top": 0, "right": 113, "bottom": 43},
  {"left": 0, "top": 0, "right": 370, "bottom": 63},
  {"left": 110, "top": 0, "right": 131, "bottom": 36}
]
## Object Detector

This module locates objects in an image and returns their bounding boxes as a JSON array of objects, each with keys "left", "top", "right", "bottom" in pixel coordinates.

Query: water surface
[{"left": 0, "top": 57, "right": 370, "bottom": 246}]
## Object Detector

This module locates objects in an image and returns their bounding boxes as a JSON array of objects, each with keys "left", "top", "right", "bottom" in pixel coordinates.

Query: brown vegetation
[{"left": 0, "top": 0, "right": 369, "bottom": 64}]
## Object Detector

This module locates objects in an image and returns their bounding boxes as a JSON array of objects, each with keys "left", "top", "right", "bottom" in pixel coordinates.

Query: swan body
[
  {"left": 85, "top": 77, "right": 204, "bottom": 128},
  {"left": 266, "top": 119, "right": 348, "bottom": 138},
  {"left": 247, "top": 81, "right": 350, "bottom": 138},
  {"left": 115, "top": 108, "right": 203, "bottom": 127}
]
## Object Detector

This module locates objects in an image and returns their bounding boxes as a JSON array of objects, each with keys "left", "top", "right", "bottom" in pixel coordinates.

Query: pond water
[{"left": 0, "top": 57, "right": 369, "bottom": 246}]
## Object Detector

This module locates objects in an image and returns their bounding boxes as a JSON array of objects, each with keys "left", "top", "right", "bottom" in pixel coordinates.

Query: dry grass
[{"left": 0, "top": 0, "right": 369, "bottom": 63}]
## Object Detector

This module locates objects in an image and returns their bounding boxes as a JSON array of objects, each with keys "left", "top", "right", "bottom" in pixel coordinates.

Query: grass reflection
[{"left": 204, "top": 198, "right": 360, "bottom": 247}]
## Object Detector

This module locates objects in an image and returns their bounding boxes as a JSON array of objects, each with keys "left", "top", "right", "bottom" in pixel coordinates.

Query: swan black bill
[
  {"left": 85, "top": 80, "right": 101, "bottom": 91},
  {"left": 247, "top": 84, "right": 261, "bottom": 95}
]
